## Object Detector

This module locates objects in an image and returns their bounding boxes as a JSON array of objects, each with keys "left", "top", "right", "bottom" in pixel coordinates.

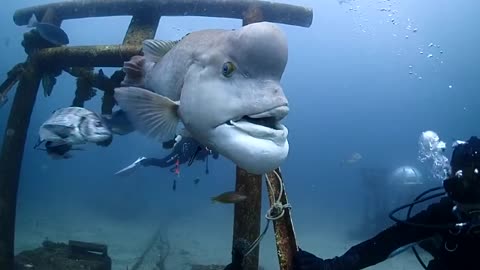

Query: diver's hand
[{"left": 293, "top": 248, "right": 328, "bottom": 270}]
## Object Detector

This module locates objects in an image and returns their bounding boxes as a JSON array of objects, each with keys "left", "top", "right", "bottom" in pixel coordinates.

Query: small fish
[
  {"left": 211, "top": 191, "right": 247, "bottom": 204},
  {"left": 102, "top": 109, "right": 135, "bottom": 135},
  {"left": 193, "top": 178, "right": 200, "bottom": 185},
  {"left": 38, "top": 107, "right": 112, "bottom": 147},
  {"left": 341, "top": 152, "right": 362, "bottom": 166},
  {"left": 172, "top": 178, "right": 177, "bottom": 191},
  {"left": 27, "top": 14, "right": 69, "bottom": 46}
]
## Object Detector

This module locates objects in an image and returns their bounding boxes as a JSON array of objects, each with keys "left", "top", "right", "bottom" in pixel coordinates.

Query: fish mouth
[{"left": 223, "top": 105, "right": 288, "bottom": 144}]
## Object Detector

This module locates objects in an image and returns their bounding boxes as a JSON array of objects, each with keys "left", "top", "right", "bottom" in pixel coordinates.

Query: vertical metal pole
[
  {"left": 230, "top": 8, "right": 267, "bottom": 270},
  {"left": 266, "top": 168, "right": 297, "bottom": 270},
  {"left": 98, "top": 11, "right": 162, "bottom": 115},
  {"left": 232, "top": 167, "right": 262, "bottom": 270},
  {"left": 123, "top": 11, "right": 161, "bottom": 45},
  {"left": 0, "top": 60, "right": 41, "bottom": 269}
]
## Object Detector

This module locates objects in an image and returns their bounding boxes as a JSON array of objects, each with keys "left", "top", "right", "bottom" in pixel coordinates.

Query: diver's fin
[
  {"left": 114, "top": 87, "right": 180, "bottom": 141},
  {"left": 142, "top": 39, "right": 179, "bottom": 62},
  {"left": 114, "top": 157, "right": 146, "bottom": 177},
  {"left": 122, "top": 55, "right": 146, "bottom": 87},
  {"left": 27, "top": 14, "right": 38, "bottom": 28}
]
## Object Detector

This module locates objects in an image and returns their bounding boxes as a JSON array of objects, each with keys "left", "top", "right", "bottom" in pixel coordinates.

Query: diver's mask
[{"left": 443, "top": 136, "right": 480, "bottom": 205}]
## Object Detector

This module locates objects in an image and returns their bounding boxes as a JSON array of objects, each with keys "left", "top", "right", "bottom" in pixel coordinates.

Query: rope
[{"left": 243, "top": 170, "right": 292, "bottom": 257}]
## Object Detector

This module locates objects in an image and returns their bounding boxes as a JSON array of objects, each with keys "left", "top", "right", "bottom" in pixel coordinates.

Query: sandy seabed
[{"left": 14, "top": 203, "right": 430, "bottom": 270}]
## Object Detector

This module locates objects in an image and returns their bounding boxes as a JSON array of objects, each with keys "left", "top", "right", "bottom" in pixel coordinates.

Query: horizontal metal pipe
[
  {"left": 32, "top": 45, "right": 141, "bottom": 68},
  {"left": 14, "top": 0, "right": 313, "bottom": 28}
]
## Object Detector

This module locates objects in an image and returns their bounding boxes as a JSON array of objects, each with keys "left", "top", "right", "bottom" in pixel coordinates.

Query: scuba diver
[
  {"left": 293, "top": 136, "right": 480, "bottom": 270},
  {"left": 114, "top": 136, "right": 219, "bottom": 176}
]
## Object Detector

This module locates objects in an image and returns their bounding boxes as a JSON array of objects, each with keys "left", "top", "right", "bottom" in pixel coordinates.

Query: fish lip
[
  {"left": 223, "top": 120, "right": 288, "bottom": 145},
  {"left": 246, "top": 105, "right": 289, "bottom": 121},
  {"left": 215, "top": 105, "right": 289, "bottom": 143}
]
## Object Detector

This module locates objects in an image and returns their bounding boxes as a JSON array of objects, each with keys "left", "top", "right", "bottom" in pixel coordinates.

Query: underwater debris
[
  {"left": 15, "top": 240, "right": 111, "bottom": 270},
  {"left": 0, "top": 62, "right": 25, "bottom": 108},
  {"left": 26, "top": 14, "right": 69, "bottom": 46},
  {"left": 72, "top": 75, "right": 96, "bottom": 107},
  {"left": 41, "top": 67, "right": 62, "bottom": 97},
  {"left": 130, "top": 227, "right": 170, "bottom": 270},
  {"left": 64, "top": 67, "right": 125, "bottom": 114}
]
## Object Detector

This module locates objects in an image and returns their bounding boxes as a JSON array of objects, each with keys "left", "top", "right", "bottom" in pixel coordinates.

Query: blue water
[{"left": 1, "top": 0, "right": 479, "bottom": 269}]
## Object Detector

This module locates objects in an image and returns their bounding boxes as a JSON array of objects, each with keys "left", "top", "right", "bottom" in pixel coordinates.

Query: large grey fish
[
  {"left": 38, "top": 107, "right": 112, "bottom": 146},
  {"left": 114, "top": 22, "right": 290, "bottom": 174},
  {"left": 27, "top": 14, "right": 69, "bottom": 46}
]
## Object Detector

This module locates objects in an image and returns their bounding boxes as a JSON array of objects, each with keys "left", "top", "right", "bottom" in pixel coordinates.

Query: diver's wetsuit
[
  {"left": 315, "top": 197, "right": 480, "bottom": 270},
  {"left": 140, "top": 137, "right": 219, "bottom": 171}
]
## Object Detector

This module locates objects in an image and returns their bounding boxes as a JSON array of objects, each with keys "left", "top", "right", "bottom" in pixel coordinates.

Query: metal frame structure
[{"left": 0, "top": 1, "right": 313, "bottom": 269}]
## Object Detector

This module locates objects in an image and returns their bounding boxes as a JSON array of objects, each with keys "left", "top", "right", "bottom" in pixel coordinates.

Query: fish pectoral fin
[
  {"left": 45, "top": 140, "right": 70, "bottom": 148},
  {"left": 114, "top": 86, "right": 180, "bottom": 141},
  {"left": 142, "top": 39, "right": 179, "bottom": 62}
]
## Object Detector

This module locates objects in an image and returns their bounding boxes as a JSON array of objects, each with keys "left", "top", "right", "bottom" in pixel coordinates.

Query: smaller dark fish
[
  {"left": 194, "top": 178, "right": 200, "bottom": 185},
  {"left": 28, "top": 14, "right": 69, "bottom": 46},
  {"left": 211, "top": 191, "right": 247, "bottom": 204},
  {"left": 103, "top": 109, "right": 135, "bottom": 135},
  {"left": 172, "top": 178, "right": 177, "bottom": 191}
]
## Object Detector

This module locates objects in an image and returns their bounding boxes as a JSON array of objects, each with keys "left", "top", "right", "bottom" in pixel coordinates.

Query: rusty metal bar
[
  {"left": 0, "top": 59, "right": 42, "bottom": 269},
  {"left": 123, "top": 12, "right": 161, "bottom": 45},
  {"left": 266, "top": 168, "right": 298, "bottom": 270},
  {"left": 232, "top": 167, "right": 262, "bottom": 270},
  {"left": 33, "top": 45, "right": 141, "bottom": 68},
  {"left": 14, "top": 0, "right": 313, "bottom": 28}
]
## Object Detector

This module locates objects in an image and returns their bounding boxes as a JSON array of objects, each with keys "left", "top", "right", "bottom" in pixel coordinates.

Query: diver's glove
[{"left": 293, "top": 248, "right": 353, "bottom": 270}]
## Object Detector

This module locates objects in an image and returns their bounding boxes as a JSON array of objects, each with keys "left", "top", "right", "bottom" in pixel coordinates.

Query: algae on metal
[
  {"left": 0, "top": 59, "right": 42, "bottom": 270},
  {"left": 266, "top": 168, "right": 298, "bottom": 270},
  {"left": 13, "top": 0, "right": 313, "bottom": 28}
]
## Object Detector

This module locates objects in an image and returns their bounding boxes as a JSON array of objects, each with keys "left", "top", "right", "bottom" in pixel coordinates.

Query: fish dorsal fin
[
  {"left": 142, "top": 39, "right": 179, "bottom": 62},
  {"left": 114, "top": 86, "right": 180, "bottom": 141}
]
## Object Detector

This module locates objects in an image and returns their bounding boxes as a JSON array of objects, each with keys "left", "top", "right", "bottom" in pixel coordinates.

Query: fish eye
[{"left": 222, "top": 62, "right": 236, "bottom": 78}]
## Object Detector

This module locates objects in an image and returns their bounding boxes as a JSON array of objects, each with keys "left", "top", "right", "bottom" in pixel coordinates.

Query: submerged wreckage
[{"left": 0, "top": 0, "right": 313, "bottom": 269}]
